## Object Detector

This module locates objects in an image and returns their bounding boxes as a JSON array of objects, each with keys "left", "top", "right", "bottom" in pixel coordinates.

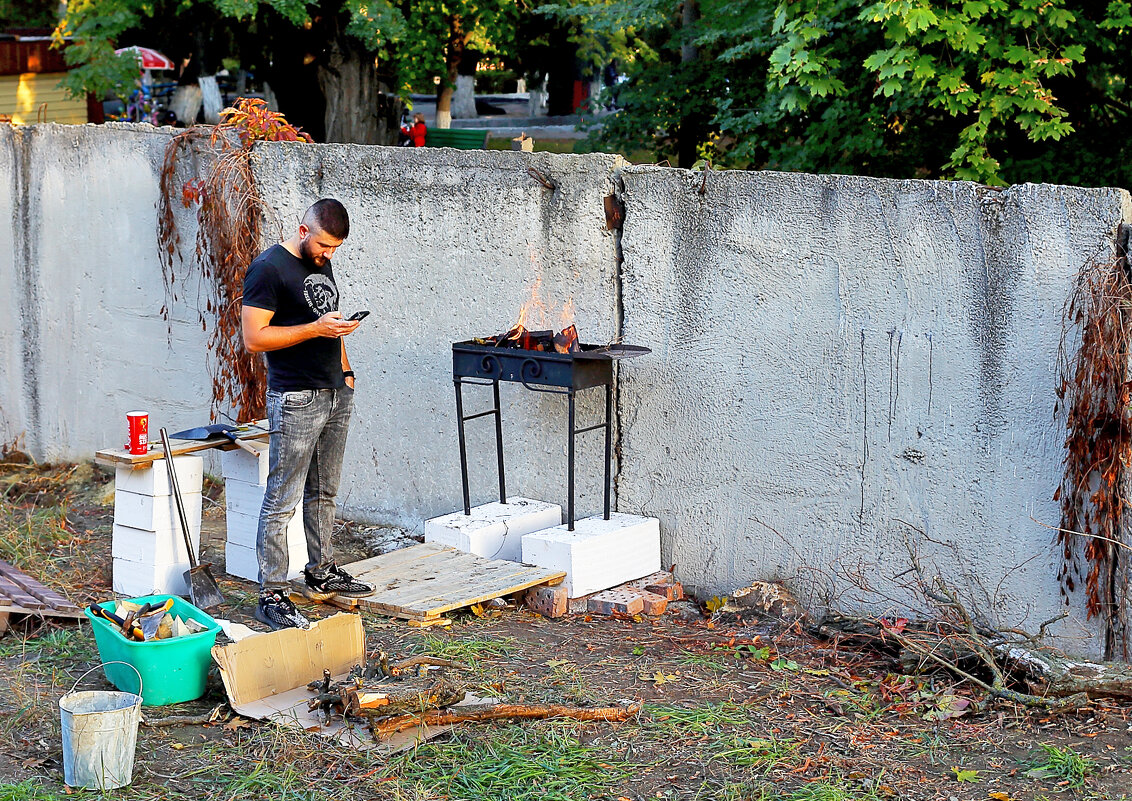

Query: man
[{"left": 241, "top": 198, "right": 374, "bottom": 630}]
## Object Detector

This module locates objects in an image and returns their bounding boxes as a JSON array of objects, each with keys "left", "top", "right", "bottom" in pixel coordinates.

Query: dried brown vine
[
  {"left": 1055, "top": 224, "right": 1132, "bottom": 658},
  {"left": 157, "top": 99, "right": 312, "bottom": 423}
]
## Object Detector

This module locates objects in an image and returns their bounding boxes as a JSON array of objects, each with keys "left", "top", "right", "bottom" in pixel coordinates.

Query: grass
[
  {"left": 680, "top": 649, "right": 733, "bottom": 672},
  {"left": 0, "top": 780, "right": 72, "bottom": 801},
  {"left": 0, "top": 505, "right": 74, "bottom": 579},
  {"left": 388, "top": 723, "right": 638, "bottom": 801},
  {"left": 1025, "top": 743, "right": 1098, "bottom": 788},
  {"left": 644, "top": 702, "right": 798, "bottom": 771},
  {"left": 413, "top": 633, "right": 518, "bottom": 666},
  {"left": 0, "top": 627, "right": 96, "bottom": 666}
]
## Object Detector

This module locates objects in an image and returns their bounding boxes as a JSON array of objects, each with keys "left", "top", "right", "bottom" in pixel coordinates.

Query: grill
[{"left": 452, "top": 340, "right": 650, "bottom": 530}]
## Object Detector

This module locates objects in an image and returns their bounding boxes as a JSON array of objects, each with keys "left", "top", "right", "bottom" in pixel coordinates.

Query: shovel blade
[{"left": 185, "top": 564, "right": 224, "bottom": 610}]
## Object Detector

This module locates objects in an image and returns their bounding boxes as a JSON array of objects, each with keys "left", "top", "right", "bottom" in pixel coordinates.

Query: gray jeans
[{"left": 257, "top": 386, "right": 353, "bottom": 591}]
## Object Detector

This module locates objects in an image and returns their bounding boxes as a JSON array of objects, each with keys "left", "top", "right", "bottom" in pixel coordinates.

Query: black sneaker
[
  {"left": 254, "top": 591, "right": 311, "bottom": 630},
  {"left": 303, "top": 563, "right": 375, "bottom": 601}
]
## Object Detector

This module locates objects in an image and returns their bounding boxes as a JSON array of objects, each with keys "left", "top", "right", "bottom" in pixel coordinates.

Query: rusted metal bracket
[
  {"left": 603, "top": 194, "right": 624, "bottom": 231},
  {"left": 527, "top": 167, "right": 556, "bottom": 190}
]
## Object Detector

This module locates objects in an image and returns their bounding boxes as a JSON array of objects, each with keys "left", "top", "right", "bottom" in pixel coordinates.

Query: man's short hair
[{"left": 303, "top": 198, "right": 350, "bottom": 240}]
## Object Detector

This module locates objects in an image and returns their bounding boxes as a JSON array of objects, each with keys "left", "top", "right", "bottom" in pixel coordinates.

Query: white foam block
[
  {"left": 221, "top": 440, "right": 270, "bottom": 485},
  {"left": 114, "top": 489, "right": 202, "bottom": 535},
  {"left": 224, "top": 507, "right": 305, "bottom": 550},
  {"left": 225, "top": 537, "right": 307, "bottom": 583},
  {"left": 113, "top": 557, "right": 191, "bottom": 597},
  {"left": 114, "top": 455, "right": 203, "bottom": 497},
  {"left": 425, "top": 498, "right": 562, "bottom": 562},
  {"left": 521, "top": 513, "right": 661, "bottom": 597},
  {"left": 111, "top": 522, "right": 199, "bottom": 565},
  {"left": 225, "top": 478, "right": 267, "bottom": 517}
]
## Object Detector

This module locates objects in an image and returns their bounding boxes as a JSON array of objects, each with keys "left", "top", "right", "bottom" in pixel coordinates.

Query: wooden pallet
[
  {"left": 0, "top": 559, "right": 83, "bottom": 634},
  {"left": 331, "top": 543, "right": 565, "bottom": 622}
]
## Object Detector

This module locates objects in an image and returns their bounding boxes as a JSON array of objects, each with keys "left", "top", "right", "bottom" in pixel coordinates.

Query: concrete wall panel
[
  {"left": 616, "top": 166, "right": 1131, "bottom": 644},
  {"left": 250, "top": 144, "right": 624, "bottom": 525}
]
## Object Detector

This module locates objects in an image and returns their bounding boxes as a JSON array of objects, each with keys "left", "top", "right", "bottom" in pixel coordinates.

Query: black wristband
[{"left": 343, "top": 370, "right": 355, "bottom": 379}]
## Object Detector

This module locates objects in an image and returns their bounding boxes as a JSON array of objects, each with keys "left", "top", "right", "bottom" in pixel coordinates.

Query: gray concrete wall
[
  {"left": 2, "top": 123, "right": 1129, "bottom": 650},
  {"left": 248, "top": 143, "right": 623, "bottom": 525},
  {"left": 1, "top": 124, "right": 214, "bottom": 458},
  {"left": 617, "top": 167, "right": 1131, "bottom": 643}
]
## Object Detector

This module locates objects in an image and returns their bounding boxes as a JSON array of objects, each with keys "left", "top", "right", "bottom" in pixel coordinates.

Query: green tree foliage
[
  {"left": 0, "top": 0, "right": 59, "bottom": 31},
  {"left": 552, "top": 0, "right": 1132, "bottom": 185},
  {"left": 53, "top": 0, "right": 518, "bottom": 139}
]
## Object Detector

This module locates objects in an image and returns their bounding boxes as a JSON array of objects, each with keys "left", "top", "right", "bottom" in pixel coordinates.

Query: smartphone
[{"left": 347, "top": 310, "right": 370, "bottom": 321}]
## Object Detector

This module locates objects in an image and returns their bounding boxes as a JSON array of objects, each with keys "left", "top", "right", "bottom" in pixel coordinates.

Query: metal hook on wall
[{"left": 527, "top": 166, "right": 557, "bottom": 190}]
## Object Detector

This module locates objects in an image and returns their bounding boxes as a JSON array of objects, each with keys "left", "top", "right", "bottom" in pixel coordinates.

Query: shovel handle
[
  {"left": 160, "top": 427, "right": 199, "bottom": 570},
  {"left": 229, "top": 435, "right": 260, "bottom": 457}
]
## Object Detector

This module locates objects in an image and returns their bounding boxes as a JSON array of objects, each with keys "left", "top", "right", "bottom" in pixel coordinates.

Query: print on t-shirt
[{"left": 304, "top": 274, "right": 338, "bottom": 315}]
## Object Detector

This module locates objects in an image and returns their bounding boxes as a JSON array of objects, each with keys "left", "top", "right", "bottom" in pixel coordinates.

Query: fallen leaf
[
  {"left": 544, "top": 659, "right": 571, "bottom": 669},
  {"left": 987, "top": 793, "right": 1011, "bottom": 801},
  {"left": 769, "top": 658, "right": 800, "bottom": 672},
  {"left": 171, "top": 742, "right": 185, "bottom": 750},
  {"left": 223, "top": 716, "right": 251, "bottom": 731},
  {"left": 952, "top": 767, "right": 980, "bottom": 783},
  {"left": 705, "top": 595, "right": 727, "bottom": 613},
  {"left": 639, "top": 671, "right": 680, "bottom": 685}
]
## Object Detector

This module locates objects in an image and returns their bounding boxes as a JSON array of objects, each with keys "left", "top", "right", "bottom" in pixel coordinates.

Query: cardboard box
[{"left": 211, "top": 614, "right": 494, "bottom": 751}]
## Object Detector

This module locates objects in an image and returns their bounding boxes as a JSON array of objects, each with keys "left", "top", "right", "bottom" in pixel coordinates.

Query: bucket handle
[{"left": 68, "top": 661, "right": 143, "bottom": 699}]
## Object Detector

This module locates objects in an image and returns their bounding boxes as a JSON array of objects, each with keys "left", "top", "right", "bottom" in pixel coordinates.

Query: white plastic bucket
[{"left": 59, "top": 662, "right": 143, "bottom": 790}]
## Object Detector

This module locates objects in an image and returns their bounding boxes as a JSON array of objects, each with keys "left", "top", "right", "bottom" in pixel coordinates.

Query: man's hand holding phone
[{"left": 316, "top": 311, "right": 363, "bottom": 338}]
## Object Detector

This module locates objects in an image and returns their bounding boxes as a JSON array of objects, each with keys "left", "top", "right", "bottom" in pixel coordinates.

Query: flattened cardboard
[{"left": 211, "top": 613, "right": 475, "bottom": 751}]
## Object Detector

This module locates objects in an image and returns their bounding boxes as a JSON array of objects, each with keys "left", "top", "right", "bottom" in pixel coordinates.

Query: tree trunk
[
  {"left": 317, "top": 35, "right": 402, "bottom": 144},
  {"left": 676, "top": 0, "right": 700, "bottom": 168},
  {"left": 452, "top": 75, "right": 477, "bottom": 119},
  {"left": 436, "top": 14, "right": 470, "bottom": 129}
]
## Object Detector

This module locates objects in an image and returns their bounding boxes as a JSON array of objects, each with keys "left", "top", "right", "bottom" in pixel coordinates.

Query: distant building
[{"left": 0, "top": 33, "right": 101, "bottom": 124}]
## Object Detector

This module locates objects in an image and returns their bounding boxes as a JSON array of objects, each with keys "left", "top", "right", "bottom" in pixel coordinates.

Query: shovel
[
  {"left": 170, "top": 424, "right": 263, "bottom": 457},
  {"left": 160, "top": 428, "right": 224, "bottom": 610}
]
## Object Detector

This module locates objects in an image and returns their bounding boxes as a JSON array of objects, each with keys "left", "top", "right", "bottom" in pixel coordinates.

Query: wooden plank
[
  {"left": 0, "top": 560, "right": 80, "bottom": 611},
  {"left": 390, "top": 570, "right": 565, "bottom": 618},
  {"left": 340, "top": 545, "right": 565, "bottom": 620},
  {"left": 95, "top": 427, "right": 271, "bottom": 468},
  {"left": 0, "top": 573, "right": 43, "bottom": 609}
]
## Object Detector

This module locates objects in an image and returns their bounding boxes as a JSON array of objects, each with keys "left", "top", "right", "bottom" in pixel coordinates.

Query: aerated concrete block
[
  {"left": 224, "top": 507, "right": 305, "bottom": 550},
  {"left": 113, "top": 557, "right": 191, "bottom": 597},
  {"left": 114, "top": 455, "right": 204, "bottom": 497},
  {"left": 521, "top": 513, "right": 661, "bottom": 597},
  {"left": 220, "top": 440, "right": 270, "bottom": 485},
  {"left": 425, "top": 498, "right": 562, "bottom": 562},
  {"left": 225, "top": 534, "right": 308, "bottom": 582},
  {"left": 114, "top": 489, "right": 202, "bottom": 534},
  {"left": 224, "top": 478, "right": 268, "bottom": 517},
  {"left": 111, "top": 522, "right": 199, "bottom": 565}
]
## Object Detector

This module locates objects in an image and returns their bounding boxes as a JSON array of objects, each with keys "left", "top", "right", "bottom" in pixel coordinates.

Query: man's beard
[{"left": 299, "top": 238, "right": 328, "bottom": 267}]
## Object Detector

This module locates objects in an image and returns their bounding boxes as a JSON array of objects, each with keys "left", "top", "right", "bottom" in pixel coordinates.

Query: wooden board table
[
  {"left": 95, "top": 424, "right": 272, "bottom": 469},
  {"left": 332, "top": 543, "right": 566, "bottom": 622}
]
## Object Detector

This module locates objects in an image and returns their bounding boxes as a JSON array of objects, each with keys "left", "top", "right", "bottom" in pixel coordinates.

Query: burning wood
[
  {"left": 554, "top": 325, "right": 580, "bottom": 354},
  {"left": 482, "top": 323, "right": 579, "bottom": 353}
]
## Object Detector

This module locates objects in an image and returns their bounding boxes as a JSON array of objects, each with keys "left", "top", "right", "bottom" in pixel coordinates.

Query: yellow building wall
[{"left": 0, "top": 73, "right": 87, "bottom": 124}]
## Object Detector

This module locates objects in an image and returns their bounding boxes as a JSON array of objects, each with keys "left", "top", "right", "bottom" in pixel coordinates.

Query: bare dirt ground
[{"left": 1, "top": 458, "right": 1130, "bottom": 801}]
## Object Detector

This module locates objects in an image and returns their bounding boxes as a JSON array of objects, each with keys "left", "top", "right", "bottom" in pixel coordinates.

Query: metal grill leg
[
  {"left": 455, "top": 380, "right": 471, "bottom": 516},
  {"left": 494, "top": 381, "right": 506, "bottom": 504},
  {"left": 603, "top": 382, "right": 612, "bottom": 520},
  {"left": 568, "top": 390, "right": 576, "bottom": 531}
]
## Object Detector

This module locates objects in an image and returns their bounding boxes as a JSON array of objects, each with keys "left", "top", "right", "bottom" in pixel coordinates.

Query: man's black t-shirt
[{"left": 243, "top": 244, "right": 345, "bottom": 392}]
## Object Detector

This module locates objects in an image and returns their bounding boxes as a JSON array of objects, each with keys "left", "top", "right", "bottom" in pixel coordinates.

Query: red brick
[
  {"left": 645, "top": 581, "right": 683, "bottom": 601},
  {"left": 524, "top": 584, "right": 568, "bottom": 618},
  {"left": 622, "top": 587, "right": 668, "bottom": 615},
  {"left": 587, "top": 589, "right": 645, "bottom": 616}
]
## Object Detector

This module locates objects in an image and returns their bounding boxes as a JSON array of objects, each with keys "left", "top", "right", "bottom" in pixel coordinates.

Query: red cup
[{"left": 126, "top": 411, "right": 149, "bottom": 455}]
